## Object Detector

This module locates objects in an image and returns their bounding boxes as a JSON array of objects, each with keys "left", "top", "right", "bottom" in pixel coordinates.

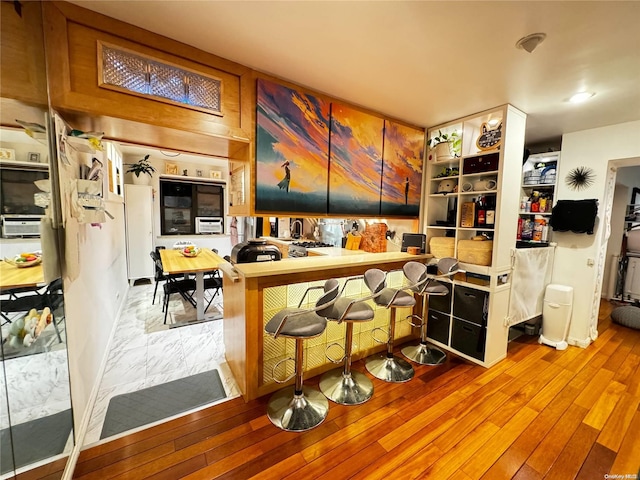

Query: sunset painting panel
[
  {"left": 256, "top": 78, "right": 330, "bottom": 213},
  {"left": 381, "top": 121, "right": 425, "bottom": 216},
  {"left": 328, "top": 103, "right": 384, "bottom": 215}
]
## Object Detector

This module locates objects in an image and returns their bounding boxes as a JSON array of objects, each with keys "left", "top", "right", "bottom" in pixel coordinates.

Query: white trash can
[{"left": 539, "top": 284, "right": 573, "bottom": 350}]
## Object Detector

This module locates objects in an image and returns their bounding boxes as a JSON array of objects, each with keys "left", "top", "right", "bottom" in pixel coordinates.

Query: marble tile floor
[
  {"left": 1, "top": 312, "right": 70, "bottom": 430},
  {"left": 83, "top": 282, "right": 239, "bottom": 446}
]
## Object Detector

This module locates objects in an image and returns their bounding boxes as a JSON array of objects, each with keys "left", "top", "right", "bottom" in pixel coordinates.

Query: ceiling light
[
  {"left": 515, "top": 33, "right": 547, "bottom": 53},
  {"left": 569, "top": 92, "right": 595, "bottom": 104}
]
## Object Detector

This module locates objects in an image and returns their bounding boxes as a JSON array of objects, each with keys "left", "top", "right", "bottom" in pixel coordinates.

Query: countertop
[{"left": 224, "top": 251, "right": 433, "bottom": 279}]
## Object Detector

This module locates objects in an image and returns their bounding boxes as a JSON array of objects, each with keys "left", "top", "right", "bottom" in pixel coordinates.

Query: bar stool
[
  {"left": 401, "top": 258, "right": 459, "bottom": 365},
  {"left": 364, "top": 268, "right": 420, "bottom": 383},
  {"left": 264, "top": 279, "right": 340, "bottom": 432},
  {"left": 319, "top": 270, "right": 385, "bottom": 405}
]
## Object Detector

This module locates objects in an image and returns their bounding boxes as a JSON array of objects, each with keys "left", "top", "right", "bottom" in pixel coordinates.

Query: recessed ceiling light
[
  {"left": 515, "top": 33, "right": 547, "bottom": 53},
  {"left": 568, "top": 92, "right": 595, "bottom": 103}
]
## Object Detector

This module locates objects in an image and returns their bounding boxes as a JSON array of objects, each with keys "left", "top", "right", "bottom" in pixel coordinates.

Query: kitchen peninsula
[{"left": 219, "top": 249, "right": 432, "bottom": 401}]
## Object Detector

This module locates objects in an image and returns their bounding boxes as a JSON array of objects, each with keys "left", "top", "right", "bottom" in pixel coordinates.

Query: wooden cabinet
[
  {"left": 228, "top": 160, "right": 251, "bottom": 217},
  {"left": 518, "top": 151, "right": 560, "bottom": 246},
  {"left": 0, "top": 1, "right": 48, "bottom": 113},
  {"left": 42, "top": 1, "right": 252, "bottom": 161},
  {"left": 423, "top": 104, "right": 527, "bottom": 367}
]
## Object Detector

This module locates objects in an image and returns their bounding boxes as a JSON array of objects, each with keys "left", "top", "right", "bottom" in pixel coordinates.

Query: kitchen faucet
[{"left": 290, "top": 219, "right": 303, "bottom": 238}]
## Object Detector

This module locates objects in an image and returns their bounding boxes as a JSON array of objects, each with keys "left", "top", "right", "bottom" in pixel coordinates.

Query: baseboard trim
[{"left": 61, "top": 285, "right": 130, "bottom": 479}]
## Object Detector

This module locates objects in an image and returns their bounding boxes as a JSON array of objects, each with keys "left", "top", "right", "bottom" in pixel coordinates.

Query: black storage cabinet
[
  {"left": 428, "top": 281, "right": 452, "bottom": 313},
  {"left": 426, "top": 309, "right": 451, "bottom": 345},
  {"left": 451, "top": 317, "right": 486, "bottom": 361},
  {"left": 453, "top": 285, "right": 489, "bottom": 326}
]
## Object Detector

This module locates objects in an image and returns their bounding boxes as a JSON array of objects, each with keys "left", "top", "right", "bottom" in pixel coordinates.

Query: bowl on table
[
  {"left": 5, "top": 253, "right": 42, "bottom": 268},
  {"left": 180, "top": 246, "right": 200, "bottom": 257}
]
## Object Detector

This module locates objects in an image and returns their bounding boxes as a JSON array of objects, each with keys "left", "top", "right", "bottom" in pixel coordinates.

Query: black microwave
[{"left": 0, "top": 166, "right": 48, "bottom": 216}]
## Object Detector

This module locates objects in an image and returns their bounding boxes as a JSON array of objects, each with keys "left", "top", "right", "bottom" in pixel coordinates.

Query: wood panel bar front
[{"left": 220, "top": 252, "right": 432, "bottom": 401}]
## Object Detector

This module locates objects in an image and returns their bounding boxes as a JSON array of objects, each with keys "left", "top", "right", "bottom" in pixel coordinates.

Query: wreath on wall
[{"left": 565, "top": 166, "right": 595, "bottom": 191}]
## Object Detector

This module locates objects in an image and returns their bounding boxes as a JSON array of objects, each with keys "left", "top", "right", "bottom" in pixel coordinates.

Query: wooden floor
[{"left": 68, "top": 300, "right": 640, "bottom": 480}]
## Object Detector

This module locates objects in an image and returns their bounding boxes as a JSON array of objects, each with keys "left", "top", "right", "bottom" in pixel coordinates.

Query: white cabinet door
[{"left": 125, "top": 184, "right": 154, "bottom": 282}]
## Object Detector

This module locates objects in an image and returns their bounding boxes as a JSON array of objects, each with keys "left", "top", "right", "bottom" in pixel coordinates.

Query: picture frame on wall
[
  {"left": 210, "top": 170, "right": 222, "bottom": 179},
  {"left": 255, "top": 78, "right": 330, "bottom": 214},
  {"left": 165, "top": 162, "right": 178, "bottom": 175},
  {"left": 28, "top": 152, "right": 41, "bottom": 163}
]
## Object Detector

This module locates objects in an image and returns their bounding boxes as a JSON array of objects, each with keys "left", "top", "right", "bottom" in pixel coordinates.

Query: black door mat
[
  {"left": 1, "top": 409, "right": 73, "bottom": 475},
  {"left": 100, "top": 369, "right": 226, "bottom": 440}
]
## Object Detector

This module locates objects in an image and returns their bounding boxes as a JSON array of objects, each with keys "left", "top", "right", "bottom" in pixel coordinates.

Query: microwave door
[{"left": 195, "top": 184, "right": 223, "bottom": 217}]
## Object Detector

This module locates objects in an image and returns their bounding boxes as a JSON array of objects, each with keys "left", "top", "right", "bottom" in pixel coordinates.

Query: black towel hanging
[{"left": 550, "top": 199, "right": 598, "bottom": 234}]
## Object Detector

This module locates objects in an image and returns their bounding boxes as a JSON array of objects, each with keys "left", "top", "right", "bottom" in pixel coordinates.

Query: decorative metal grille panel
[
  {"left": 150, "top": 61, "right": 185, "bottom": 103},
  {"left": 187, "top": 73, "right": 222, "bottom": 111},
  {"left": 102, "top": 46, "right": 148, "bottom": 94},
  {"left": 100, "top": 44, "right": 221, "bottom": 113}
]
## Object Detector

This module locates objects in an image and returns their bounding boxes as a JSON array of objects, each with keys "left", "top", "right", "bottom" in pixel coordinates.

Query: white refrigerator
[{"left": 125, "top": 184, "right": 154, "bottom": 285}]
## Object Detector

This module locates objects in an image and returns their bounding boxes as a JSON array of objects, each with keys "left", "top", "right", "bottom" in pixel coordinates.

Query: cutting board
[{"left": 345, "top": 233, "right": 362, "bottom": 250}]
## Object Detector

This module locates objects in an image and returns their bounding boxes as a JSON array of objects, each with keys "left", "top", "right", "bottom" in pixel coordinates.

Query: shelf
[
  {"left": 429, "top": 192, "right": 457, "bottom": 198},
  {"left": 519, "top": 211, "right": 552, "bottom": 216},
  {"left": 461, "top": 149, "right": 500, "bottom": 160},
  {"left": 460, "top": 170, "right": 499, "bottom": 179},
  {"left": 460, "top": 190, "right": 497, "bottom": 196},
  {"left": 522, "top": 183, "right": 555, "bottom": 188},
  {"left": 458, "top": 226, "right": 495, "bottom": 231},
  {"left": 516, "top": 240, "right": 550, "bottom": 248},
  {"left": 431, "top": 175, "right": 459, "bottom": 181},
  {"left": 427, "top": 225, "right": 456, "bottom": 230}
]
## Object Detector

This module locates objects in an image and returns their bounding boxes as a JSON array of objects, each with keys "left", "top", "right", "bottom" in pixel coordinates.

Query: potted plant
[
  {"left": 126, "top": 154, "right": 156, "bottom": 185},
  {"left": 428, "top": 130, "right": 461, "bottom": 161}
]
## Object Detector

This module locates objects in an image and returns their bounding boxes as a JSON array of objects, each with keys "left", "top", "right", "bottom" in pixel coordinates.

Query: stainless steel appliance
[
  {"left": 230, "top": 239, "right": 282, "bottom": 264},
  {"left": 288, "top": 241, "right": 333, "bottom": 258},
  {"left": 1, "top": 214, "right": 42, "bottom": 237},
  {"left": 195, "top": 217, "right": 224, "bottom": 234}
]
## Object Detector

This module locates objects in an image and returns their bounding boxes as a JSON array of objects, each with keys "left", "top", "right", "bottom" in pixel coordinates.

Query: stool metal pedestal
[
  {"left": 267, "top": 339, "right": 329, "bottom": 431},
  {"left": 366, "top": 308, "right": 414, "bottom": 383},
  {"left": 320, "top": 321, "right": 374, "bottom": 404}
]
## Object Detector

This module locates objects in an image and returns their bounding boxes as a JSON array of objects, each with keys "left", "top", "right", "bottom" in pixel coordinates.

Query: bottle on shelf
[
  {"left": 476, "top": 196, "right": 486, "bottom": 227},
  {"left": 486, "top": 196, "right": 495, "bottom": 226}
]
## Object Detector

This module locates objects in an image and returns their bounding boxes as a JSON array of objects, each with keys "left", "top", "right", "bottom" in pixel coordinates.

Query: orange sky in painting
[
  {"left": 382, "top": 121, "right": 424, "bottom": 205},
  {"left": 256, "top": 80, "right": 330, "bottom": 195},
  {"left": 330, "top": 104, "right": 384, "bottom": 203}
]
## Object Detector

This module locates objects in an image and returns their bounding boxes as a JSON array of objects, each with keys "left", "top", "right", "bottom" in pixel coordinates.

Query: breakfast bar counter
[{"left": 220, "top": 250, "right": 432, "bottom": 401}]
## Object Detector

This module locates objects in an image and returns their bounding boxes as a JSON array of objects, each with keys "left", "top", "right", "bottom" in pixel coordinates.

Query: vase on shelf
[{"left": 132, "top": 174, "right": 151, "bottom": 186}]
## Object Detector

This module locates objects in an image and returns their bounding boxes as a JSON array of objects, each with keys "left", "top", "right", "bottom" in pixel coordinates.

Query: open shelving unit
[{"left": 423, "top": 104, "right": 527, "bottom": 367}]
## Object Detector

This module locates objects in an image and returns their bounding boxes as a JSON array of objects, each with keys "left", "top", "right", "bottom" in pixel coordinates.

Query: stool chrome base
[
  {"left": 402, "top": 342, "right": 447, "bottom": 366},
  {"left": 267, "top": 385, "right": 329, "bottom": 432},
  {"left": 319, "top": 369, "right": 374, "bottom": 405},
  {"left": 365, "top": 354, "right": 414, "bottom": 383}
]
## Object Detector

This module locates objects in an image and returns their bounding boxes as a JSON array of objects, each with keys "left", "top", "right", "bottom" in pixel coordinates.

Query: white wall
[
  {"left": 63, "top": 201, "right": 129, "bottom": 430},
  {"left": 553, "top": 120, "right": 640, "bottom": 346}
]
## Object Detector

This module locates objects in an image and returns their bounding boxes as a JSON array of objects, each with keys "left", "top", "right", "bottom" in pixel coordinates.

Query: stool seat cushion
[
  {"left": 611, "top": 305, "right": 640, "bottom": 330},
  {"left": 265, "top": 308, "right": 327, "bottom": 338},
  {"left": 375, "top": 288, "right": 416, "bottom": 308},
  {"left": 424, "top": 280, "right": 449, "bottom": 295},
  {"left": 326, "top": 297, "right": 375, "bottom": 322}
]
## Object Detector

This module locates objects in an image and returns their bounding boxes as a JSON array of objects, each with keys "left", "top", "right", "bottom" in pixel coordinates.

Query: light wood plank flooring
[{"left": 64, "top": 300, "right": 640, "bottom": 479}]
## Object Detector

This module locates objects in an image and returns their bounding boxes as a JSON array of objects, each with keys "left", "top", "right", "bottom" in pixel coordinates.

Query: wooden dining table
[
  {"left": 0, "top": 260, "right": 45, "bottom": 291},
  {"left": 159, "top": 248, "right": 225, "bottom": 322}
]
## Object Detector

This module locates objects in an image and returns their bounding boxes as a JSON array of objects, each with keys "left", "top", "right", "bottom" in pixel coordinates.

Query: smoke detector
[{"left": 515, "top": 33, "right": 547, "bottom": 53}]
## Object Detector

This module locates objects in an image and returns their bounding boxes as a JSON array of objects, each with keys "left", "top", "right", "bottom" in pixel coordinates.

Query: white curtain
[{"left": 507, "top": 247, "right": 555, "bottom": 326}]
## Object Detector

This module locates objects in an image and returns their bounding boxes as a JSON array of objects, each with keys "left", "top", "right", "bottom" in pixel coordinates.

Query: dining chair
[{"left": 150, "top": 247, "right": 185, "bottom": 305}]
